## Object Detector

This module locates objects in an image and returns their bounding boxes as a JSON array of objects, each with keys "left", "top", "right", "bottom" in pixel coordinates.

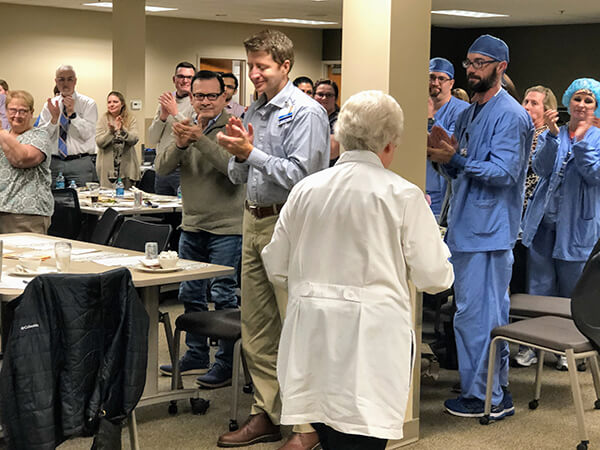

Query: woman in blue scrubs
[{"left": 522, "top": 77, "right": 600, "bottom": 307}]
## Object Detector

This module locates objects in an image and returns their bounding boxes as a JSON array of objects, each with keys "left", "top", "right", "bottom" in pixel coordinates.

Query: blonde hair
[
  {"left": 524, "top": 85, "right": 558, "bottom": 111},
  {"left": 6, "top": 90, "right": 34, "bottom": 112}
]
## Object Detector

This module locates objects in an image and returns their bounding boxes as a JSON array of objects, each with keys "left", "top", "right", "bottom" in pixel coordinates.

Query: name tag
[{"left": 278, "top": 101, "right": 294, "bottom": 126}]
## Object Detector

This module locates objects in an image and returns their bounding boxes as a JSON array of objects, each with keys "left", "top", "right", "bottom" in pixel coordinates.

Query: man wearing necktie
[{"left": 38, "top": 65, "right": 98, "bottom": 187}]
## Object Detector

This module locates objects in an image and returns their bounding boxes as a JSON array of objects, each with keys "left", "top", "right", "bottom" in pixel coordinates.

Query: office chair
[
  {"left": 111, "top": 218, "right": 172, "bottom": 252},
  {"left": 137, "top": 168, "right": 156, "bottom": 193},
  {"left": 89, "top": 207, "right": 123, "bottom": 246},
  {"left": 480, "top": 240, "right": 600, "bottom": 450},
  {"left": 170, "top": 309, "right": 253, "bottom": 431},
  {"left": 47, "top": 188, "right": 82, "bottom": 239}
]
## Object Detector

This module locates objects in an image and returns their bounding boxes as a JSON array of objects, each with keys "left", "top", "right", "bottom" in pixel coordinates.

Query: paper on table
[
  {"left": 71, "top": 248, "right": 99, "bottom": 255},
  {"left": 0, "top": 273, "right": 34, "bottom": 290},
  {"left": 72, "top": 251, "right": 129, "bottom": 262},
  {"left": 94, "top": 255, "right": 143, "bottom": 267},
  {"left": 1, "top": 235, "right": 56, "bottom": 249}
]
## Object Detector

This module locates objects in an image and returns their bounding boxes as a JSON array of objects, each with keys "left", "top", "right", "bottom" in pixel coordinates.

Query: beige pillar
[
  {"left": 341, "top": 0, "right": 432, "bottom": 446},
  {"left": 112, "top": 0, "right": 146, "bottom": 151}
]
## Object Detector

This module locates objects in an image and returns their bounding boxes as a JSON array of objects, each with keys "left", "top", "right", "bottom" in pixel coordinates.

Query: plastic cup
[{"left": 54, "top": 241, "right": 72, "bottom": 272}]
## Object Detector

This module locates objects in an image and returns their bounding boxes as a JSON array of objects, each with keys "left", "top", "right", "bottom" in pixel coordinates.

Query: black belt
[
  {"left": 245, "top": 201, "right": 285, "bottom": 219},
  {"left": 52, "top": 153, "right": 91, "bottom": 161}
]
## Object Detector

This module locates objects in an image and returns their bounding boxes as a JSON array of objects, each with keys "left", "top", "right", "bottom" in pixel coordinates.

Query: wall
[
  {"left": 0, "top": 3, "right": 324, "bottom": 142},
  {"left": 325, "top": 23, "right": 600, "bottom": 103}
]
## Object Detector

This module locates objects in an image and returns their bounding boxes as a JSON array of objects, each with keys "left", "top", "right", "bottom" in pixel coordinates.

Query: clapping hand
[
  {"left": 427, "top": 125, "right": 458, "bottom": 164},
  {"left": 159, "top": 92, "right": 177, "bottom": 121},
  {"left": 46, "top": 98, "right": 61, "bottom": 124},
  {"left": 573, "top": 108, "right": 596, "bottom": 142},
  {"left": 216, "top": 117, "right": 255, "bottom": 160},
  {"left": 544, "top": 109, "right": 560, "bottom": 136},
  {"left": 114, "top": 115, "right": 123, "bottom": 132},
  {"left": 62, "top": 95, "right": 75, "bottom": 116},
  {"left": 172, "top": 119, "right": 202, "bottom": 148}
]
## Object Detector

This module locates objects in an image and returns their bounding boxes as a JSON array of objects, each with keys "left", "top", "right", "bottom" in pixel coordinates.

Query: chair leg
[
  {"left": 241, "top": 347, "right": 253, "bottom": 394},
  {"left": 588, "top": 354, "right": 600, "bottom": 408},
  {"left": 532, "top": 350, "right": 545, "bottom": 406},
  {"left": 566, "top": 349, "right": 589, "bottom": 446},
  {"left": 159, "top": 311, "right": 176, "bottom": 366},
  {"left": 128, "top": 410, "right": 140, "bottom": 450},
  {"left": 172, "top": 329, "right": 183, "bottom": 391},
  {"left": 481, "top": 336, "right": 499, "bottom": 424},
  {"left": 229, "top": 339, "right": 242, "bottom": 432}
]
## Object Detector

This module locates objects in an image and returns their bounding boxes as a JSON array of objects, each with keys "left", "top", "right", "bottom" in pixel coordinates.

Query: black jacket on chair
[
  {"left": 572, "top": 238, "right": 600, "bottom": 353},
  {"left": 0, "top": 268, "right": 149, "bottom": 450}
]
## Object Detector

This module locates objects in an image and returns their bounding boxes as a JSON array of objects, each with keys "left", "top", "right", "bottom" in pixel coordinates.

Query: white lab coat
[{"left": 262, "top": 150, "right": 454, "bottom": 440}]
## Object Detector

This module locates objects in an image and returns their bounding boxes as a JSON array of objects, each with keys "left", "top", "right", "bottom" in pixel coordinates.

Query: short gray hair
[
  {"left": 56, "top": 65, "right": 76, "bottom": 77},
  {"left": 335, "top": 90, "right": 404, "bottom": 154}
]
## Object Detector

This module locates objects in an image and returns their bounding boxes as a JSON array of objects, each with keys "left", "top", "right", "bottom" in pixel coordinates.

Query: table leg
[{"left": 139, "top": 286, "right": 159, "bottom": 397}]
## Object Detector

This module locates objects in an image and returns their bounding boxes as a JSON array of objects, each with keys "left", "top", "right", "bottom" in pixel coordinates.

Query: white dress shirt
[{"left": 38, "top": 91, "right": 98, "bottom": 156}]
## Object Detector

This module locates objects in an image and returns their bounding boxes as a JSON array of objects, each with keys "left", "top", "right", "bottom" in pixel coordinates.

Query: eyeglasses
[
  {"left": 175, "top": 74, "right": 194, "bottom": 80},
  {"left": 314, "top": 92, "right": 335, "bottom": 99},
  {"left": 192, "top": 92, "right": 222, "bottom": 101},
  {"left": 462, "top": 59, "right": 497, "bottom": 70},
  {"left": 7, "top": 108, "right": 30, "bottom": 116},
  {"left": 429, "top": 75, "right": 451, "bottom": 83}
]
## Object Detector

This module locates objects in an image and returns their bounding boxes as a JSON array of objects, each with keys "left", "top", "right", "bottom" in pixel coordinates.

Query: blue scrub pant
[
  {"left": 452, "top": 250, "right": 512, "bottom": 405},
  {"left": 526, "top": 222, "right": 585, "bottom": 297}
]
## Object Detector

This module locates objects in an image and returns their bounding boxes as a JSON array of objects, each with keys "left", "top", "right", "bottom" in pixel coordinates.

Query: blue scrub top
[
  {"left": 521, "top": 125, "right": 600, "bottom": 261},
  {"left": 442, "top": 88, "right": 534, "bottom": 252},
  {"left": 427, "top": 96, "right": 469, "bottom": 216}
]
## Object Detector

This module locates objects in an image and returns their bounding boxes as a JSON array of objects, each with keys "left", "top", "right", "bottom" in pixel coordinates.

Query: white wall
[{"left": 0, "top": 3, "right": 324, "bottom": 142}]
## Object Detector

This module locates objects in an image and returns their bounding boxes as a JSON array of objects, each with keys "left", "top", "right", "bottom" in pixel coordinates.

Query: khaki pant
[
  {"left": 241, "top": 209, "right": 313, "bottom": 433},
  {"left": 0, "top": 213, "right": 50, "bottom": 234}
]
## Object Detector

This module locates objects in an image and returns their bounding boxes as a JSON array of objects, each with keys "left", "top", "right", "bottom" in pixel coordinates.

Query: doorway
[{"left": 199, "top": 57, "right": 246, "bottom": 106}]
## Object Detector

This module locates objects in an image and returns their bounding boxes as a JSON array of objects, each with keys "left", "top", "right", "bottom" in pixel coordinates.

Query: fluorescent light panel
[
  {"left": 432, "top": 10, "right": 509, "bottom": 18},
  {"left": 261, "top": 18, "right": 337, "bottom": 25},
  {"left": 82, "top": 3, "right": 178, "bottom": 12}
]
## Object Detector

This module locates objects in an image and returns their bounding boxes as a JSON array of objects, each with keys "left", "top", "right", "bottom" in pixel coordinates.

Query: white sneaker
[
  {"left": 556, "top": 355, "right": 568, "bottom": 371},
  {"left": 515, "top": 348, "right": 538, "bottom": 367}
]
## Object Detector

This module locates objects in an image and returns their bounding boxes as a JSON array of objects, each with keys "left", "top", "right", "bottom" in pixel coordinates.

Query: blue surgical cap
[
  {"left": 562, "top": 78, "right": 600, "bottom": 118},
  {"left": 429, "top": 58, "right": 454, "bottom": 79},
  {"left": 468, "top": 34, "right": 509, "bottom": 63}
]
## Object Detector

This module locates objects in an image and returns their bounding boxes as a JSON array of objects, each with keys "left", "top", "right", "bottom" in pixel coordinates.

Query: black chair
[
  {"left": 89, "top": 208, "right": 123, "bottom": 246},
  {"left": 137, "top": 169, "right": 156, "bottom": 193},
  {"left": 111, "top": 218, "right": 172, "bottom": 252},
  {"left": 170, "top": 309, "right": 252, "bottom": 430},
  {"left": 47, "top": 188, "right": 81, "bottom": 239}
]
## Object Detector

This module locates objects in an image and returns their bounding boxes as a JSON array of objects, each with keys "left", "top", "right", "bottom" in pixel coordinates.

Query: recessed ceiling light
[
  {"left": 432, "top": 10, "right": 509, "bottom": 18},
  {"left": 82, "top": 2, "right": 178, "bottom": 12},
  {"left": 261, "top": 18, "right": 337, "bottom": 25}
]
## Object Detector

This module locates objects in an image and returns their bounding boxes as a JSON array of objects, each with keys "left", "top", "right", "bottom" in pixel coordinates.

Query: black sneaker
[
  {"left": 490, "top": 388, "right": 515, "bottom": 420},
  {"left": 159, "top": 358, "right": 209, "bottom": 377},
  {"left": 196, "top": 364, "right": 232, "bottom": 389}
]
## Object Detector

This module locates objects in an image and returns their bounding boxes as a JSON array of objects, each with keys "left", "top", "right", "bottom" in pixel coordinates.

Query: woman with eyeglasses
[
  {"left": 96, "top": 91, "right": 139, "bottom": 189},
  {"left": 521, "top": 78, "right": 600, "bottom": 335},
  {"left": 0, "top": 90, "right": 53, "bottom": 233},
  {"left": 314, "top": 79, "right": 340, "bottom": 166}
]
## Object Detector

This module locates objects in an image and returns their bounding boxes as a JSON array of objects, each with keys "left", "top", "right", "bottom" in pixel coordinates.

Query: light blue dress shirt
[{"left": 228, "top": 81, "right": 330, "bottom": 205}]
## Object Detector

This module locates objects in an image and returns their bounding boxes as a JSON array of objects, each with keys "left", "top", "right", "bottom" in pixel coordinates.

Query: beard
[
  {"left": 429, "top": 86, "right": 441, "bottom": 98},
  {"left": 468, "top": 70, "right": 499, "bottom": 93}
]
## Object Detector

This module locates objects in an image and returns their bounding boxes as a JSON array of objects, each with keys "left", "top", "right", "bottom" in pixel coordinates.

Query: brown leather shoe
[
  {"left": 277, "top": 432, "right": 320, "bottom": 450},
  {"left": 217, "top": 412, "right": 282, "bottom": 447}
]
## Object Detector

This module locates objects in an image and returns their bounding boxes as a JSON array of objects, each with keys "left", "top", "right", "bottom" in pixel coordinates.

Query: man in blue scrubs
[
  {"left": 427, "top": 35, "right": 533, "bottom": 418},
  {"left": 427, "top": 58, "right": 469, "bottom": 217}
]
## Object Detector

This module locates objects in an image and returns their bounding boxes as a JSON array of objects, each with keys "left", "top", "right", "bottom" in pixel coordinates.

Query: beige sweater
[{"left": 154, "top": 112, "right": 244, "bottom": 235}]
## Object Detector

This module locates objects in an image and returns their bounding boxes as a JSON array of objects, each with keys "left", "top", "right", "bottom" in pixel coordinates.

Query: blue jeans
[
  {"left": 154, "top": 168, "right": 180, "bottom": 195},
  {"left": 179, "top": 230, "right": 242, "bottom": 371}
]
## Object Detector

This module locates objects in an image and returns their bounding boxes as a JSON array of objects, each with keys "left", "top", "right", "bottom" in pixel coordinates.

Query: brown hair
[
  {"left": 105, "top": 90, "right": 133, "bottom": 128},
  {"left": 6, "top": 90, "right": 34, "bottom": 112},
  {"left": 0, "top": 79, "right": 8, "bottom": 92},
  {"left": 244, "top": 30, "right": 294, "bottom": 70},
  {"left": 524, "top": 85, "right": 558, "bottom": 111}
]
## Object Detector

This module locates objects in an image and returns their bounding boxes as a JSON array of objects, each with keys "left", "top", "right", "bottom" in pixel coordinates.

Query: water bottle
[
  {"left": 68, "top": 179, "right": 77, "bottom": 189},
  {"left": 55, "top": 172, "right": 65, "bottom": 189},
  {"left": 115, "top": 178, "right": 125, "bottom": 198},
  {"left": 177, "top": 185, "right": 182, "bottom": 199}
]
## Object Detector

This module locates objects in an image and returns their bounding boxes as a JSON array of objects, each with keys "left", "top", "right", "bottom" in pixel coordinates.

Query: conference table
[
  {"left": 0, "top": 233, "right": 233, "bottom": 410},
  {"left": 77, "top": 189, "right": 182, "bottom": 217}
]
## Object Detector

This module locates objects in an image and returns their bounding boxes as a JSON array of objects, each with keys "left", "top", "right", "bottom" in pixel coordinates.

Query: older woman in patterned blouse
[{"left": 0, "top": 90, "right": 53, "bottom": 233}]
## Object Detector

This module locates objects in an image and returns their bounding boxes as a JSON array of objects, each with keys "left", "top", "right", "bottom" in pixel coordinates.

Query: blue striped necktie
[{"left": 58, "top": 106, "right": 69, "bottom": 158}]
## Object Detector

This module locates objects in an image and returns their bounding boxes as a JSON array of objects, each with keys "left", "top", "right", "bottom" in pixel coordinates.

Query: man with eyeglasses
[
  {"left": 222, "top": 72, "right": 246, "bottom": 118},
  {"left": 38, "top": 65, "right": 98, "bottom": 186},
  {"left": 427, "top": 58, "right": 469, "bottom": 218},
  {"left": 147, "top": 61, "right": 196, "bottom": 195},
  {"left": 155, "top": 70, "right": 244, "bottom": 387},
  {"left": 427, "top": 34, "right": 533, "bottom": 419}
]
